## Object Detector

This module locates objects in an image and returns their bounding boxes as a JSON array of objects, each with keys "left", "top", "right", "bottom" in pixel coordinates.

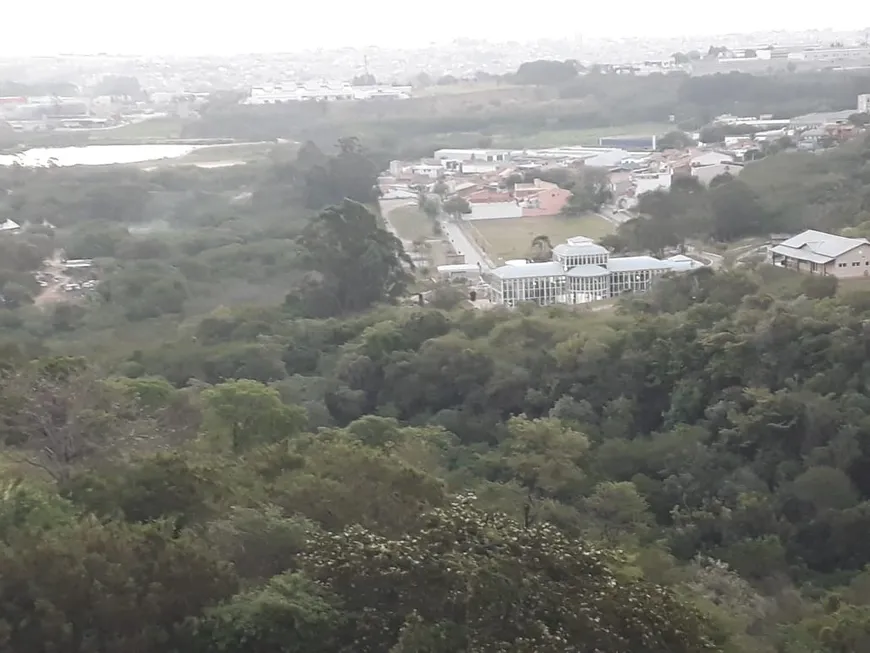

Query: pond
[{"left": 0, "top": 144, "right": 202, "bottom": 167}]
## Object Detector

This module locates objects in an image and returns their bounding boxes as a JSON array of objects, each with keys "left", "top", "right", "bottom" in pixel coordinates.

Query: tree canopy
[{"left": 5, "top": 121, "right": 870, "bottom": 653}]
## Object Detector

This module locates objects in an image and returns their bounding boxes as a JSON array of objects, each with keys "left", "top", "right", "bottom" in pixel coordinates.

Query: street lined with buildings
[{"left": 381, "top": 92, "right": 870, "bottom": 308}]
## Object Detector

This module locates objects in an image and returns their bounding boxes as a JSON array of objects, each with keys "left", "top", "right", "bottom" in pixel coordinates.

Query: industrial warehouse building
[{"left": 484, "top": 236, "right": 703, "bottom": 307}]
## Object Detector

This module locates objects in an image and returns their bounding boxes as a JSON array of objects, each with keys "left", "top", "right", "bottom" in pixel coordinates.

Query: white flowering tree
[{"left": 302, "top": 495, "right": 723, "bottom": 653}]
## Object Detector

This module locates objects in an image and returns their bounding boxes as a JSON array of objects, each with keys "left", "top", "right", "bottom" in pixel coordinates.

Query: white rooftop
[
  {"left": 772, "top": 229, "right": 869, "bottom": 263},
  {"left": 607, "top": 256, "right": 674, "bottom": 273},
  {"left": 437, "top": 264, "right": 480, "bottom": 273},
  {"left": 790, "top": 110, "right": 855, "bottom": 126},
  {"left": 492, "top": 261, "right": 564, "bottom": 280},
  {"left": 553, "top": 242, "right": 609, "bottom": 257},
  {"left": 566, "top": 264, "right": 610, "bottom": 278},
  {"left": 666, "top": 254, "right": 705, "bottom": 271}
]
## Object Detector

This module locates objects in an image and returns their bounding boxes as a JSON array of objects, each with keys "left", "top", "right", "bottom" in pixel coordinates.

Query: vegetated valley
[{"left": 4, "top": 117, "right": 870, "bottom": 651}]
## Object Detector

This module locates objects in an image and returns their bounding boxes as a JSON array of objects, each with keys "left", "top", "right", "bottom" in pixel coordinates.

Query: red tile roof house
[
  {"left": 516, "top": 180, "right": 572, "bottom": 217},
  {"left": 466, "top": 189, "right": 514, "bottom": 203},
  {"left": 513, "top": 178, "right": 557, "bottom": 198},
  {"left": 462, "top": 180, "right": 572, "bottom": 217}
]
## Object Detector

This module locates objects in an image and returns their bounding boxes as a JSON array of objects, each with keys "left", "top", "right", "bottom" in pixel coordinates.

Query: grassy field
[
  {"left": 89, "top": 116, "right": 188, "bottom": 140},
  {"left": 174, "top": 141, "right": 276, "bottom": 163},
  {"left": 493, "top": 123, "right": 673, "bottom": 149},
  {"left": 467, "top": 214, "right": 615, "bottom": 262},
  {"left": 387, "top": 205, "right": 438, "bottom": 242},
  {"left": 417, "top": 82, "right": 523, "bottom": 97}
]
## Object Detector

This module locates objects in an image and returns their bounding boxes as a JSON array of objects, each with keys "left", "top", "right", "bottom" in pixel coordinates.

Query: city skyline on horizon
[{"left": 2, "top": 1, "right": 868, "bottom": 56}]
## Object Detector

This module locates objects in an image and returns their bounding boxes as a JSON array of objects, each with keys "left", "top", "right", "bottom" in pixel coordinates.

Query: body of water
[{"left": 0, "top": 144, "right": 202, "bottom": 167}]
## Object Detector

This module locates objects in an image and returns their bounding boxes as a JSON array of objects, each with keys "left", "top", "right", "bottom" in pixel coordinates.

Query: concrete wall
[
  {"left": 461, "top": 161, "right": 500, "bottom": 174},
  {"left": 466, "top": 201, "right": 523, "bottom": 220},
  {"left": 635, "top": 173, "right": 672, "bottom": 196}
]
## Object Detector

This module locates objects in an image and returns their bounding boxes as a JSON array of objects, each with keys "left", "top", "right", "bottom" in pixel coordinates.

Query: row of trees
[{"left": 185, "top": 68, "right": 870, "bottom": 158}]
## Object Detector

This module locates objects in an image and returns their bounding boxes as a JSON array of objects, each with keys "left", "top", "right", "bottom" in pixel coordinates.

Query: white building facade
[
  {"left": 433, "top": 148, "right": 511, "bottom": 163},
  {"left": 484, "top": 236, "right": 694, "bottom": 307},
  {"left": 245, "top": 83, "right": 411, "bottom": 104}
]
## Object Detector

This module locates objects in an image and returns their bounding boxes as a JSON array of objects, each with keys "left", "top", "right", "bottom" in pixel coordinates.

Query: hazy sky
[{"left": 3, "top": 2, "right": 865, "bottom": 55}]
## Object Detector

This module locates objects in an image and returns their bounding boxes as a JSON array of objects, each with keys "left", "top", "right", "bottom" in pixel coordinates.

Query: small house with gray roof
[{"left": 769, "top": 229, "right": 870, "bottom": 278}]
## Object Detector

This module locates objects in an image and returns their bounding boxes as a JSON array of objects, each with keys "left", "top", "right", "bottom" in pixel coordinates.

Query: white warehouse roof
[
  {"left": 553, "top": 242, "right": 609, "bottom": 257},
  {"left": 666, "top": 254, "right": 705, "bottom": 271},
  {"left": 566, "top": 264, "right": 610, "bottom": 278},
  {"left": 773, "top": 229, "right": 869, "bottom": 262},
  {"left": 607, "top": 256, "right": 674, "bottom": 272},
  {"left": 491, "top": 261, "right": 564, "bottom": 279}
]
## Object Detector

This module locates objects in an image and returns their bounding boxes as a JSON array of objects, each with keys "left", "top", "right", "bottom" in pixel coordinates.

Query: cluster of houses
[
  {"left": 382, "top": 93, "right": 870, "bottom": 221},
  {"left": 385, "top": 96, "right": 870, "bottom": 307},
  {"left": 0, "top": 92, "right": 208, "bottom": 133},
  {"left": 380, "top": 141, "right": 752, "bottom": 222},
  {"left": 244, "top": 82, "right": 412, "bottom": 104},
  {"left": 380, "top": 144, "right": 721, "bottom": 307}
]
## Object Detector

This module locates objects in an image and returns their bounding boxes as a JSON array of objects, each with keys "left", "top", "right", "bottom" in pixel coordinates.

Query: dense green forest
[
  {"left": 9, "top": 244, "right": 870, "bottom": 651},
  {"left": 186, "top": 68, "right": 870, "bottom": 156},
  {"left": 0, "top": 138, "right": 387, "bottom": 343},
  {"left": 6, "top": 133, "right": 870, "bottom": 651}
]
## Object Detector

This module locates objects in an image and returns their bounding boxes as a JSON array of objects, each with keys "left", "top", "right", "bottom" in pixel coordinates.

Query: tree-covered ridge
[
  {"left": 0, "top": 138, "right": 391, "bottom": 333},
  {"left": 187, "top": 68, "right": 870, "bottom": 156},
  {"left": 7, "top": 125, "right": 870, "bottom": 650},
  {"left": 5, "top": 260, "right": 870, "bottom": 650}
]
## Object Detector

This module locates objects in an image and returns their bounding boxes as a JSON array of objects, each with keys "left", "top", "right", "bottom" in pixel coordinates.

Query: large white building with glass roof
[{"left": 484, "top": 236, "right": 701, "bottom": 307}]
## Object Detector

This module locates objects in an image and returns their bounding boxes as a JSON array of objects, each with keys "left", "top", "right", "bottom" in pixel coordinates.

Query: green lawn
[
  {"left": 387, "top": 205, "right": 439, "bottom": 242},
  {"left": 417, "top": 82, "right": 523, "bottom": 97},
  {"left": 467, "top": 214, "right": 614, "bottom": 262},
  {"left": 174, "top": 142, "right": 276, "bottom": 163},
  {"left": 89, "top": 116, "right": 187, "bottom": 140},
  {"left": 493, "top": 123, "right": 673, "bottom": 148}
]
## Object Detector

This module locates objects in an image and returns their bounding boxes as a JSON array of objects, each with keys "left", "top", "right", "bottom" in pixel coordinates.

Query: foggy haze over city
[{"left": 3, "top": 1, "right": 867, "bottom": 55}]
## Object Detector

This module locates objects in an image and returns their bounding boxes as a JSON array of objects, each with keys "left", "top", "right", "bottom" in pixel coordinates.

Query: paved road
[
  {"left": 380, "top": 199, "right": 494, "bottom": 272},
  {"left": 442, "top": 219, "right": 494, "bottom": 271},
  {"left": 687, "top": 246, "right": 725, "bottom": 269}
]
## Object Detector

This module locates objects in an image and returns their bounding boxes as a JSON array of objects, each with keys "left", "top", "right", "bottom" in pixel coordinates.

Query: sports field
[
  {"left": 466, "top": 214, "right": 614, "bottom": 263},
  {"left": 493, "top": 123, "right": 672, "bottom": 148}
]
